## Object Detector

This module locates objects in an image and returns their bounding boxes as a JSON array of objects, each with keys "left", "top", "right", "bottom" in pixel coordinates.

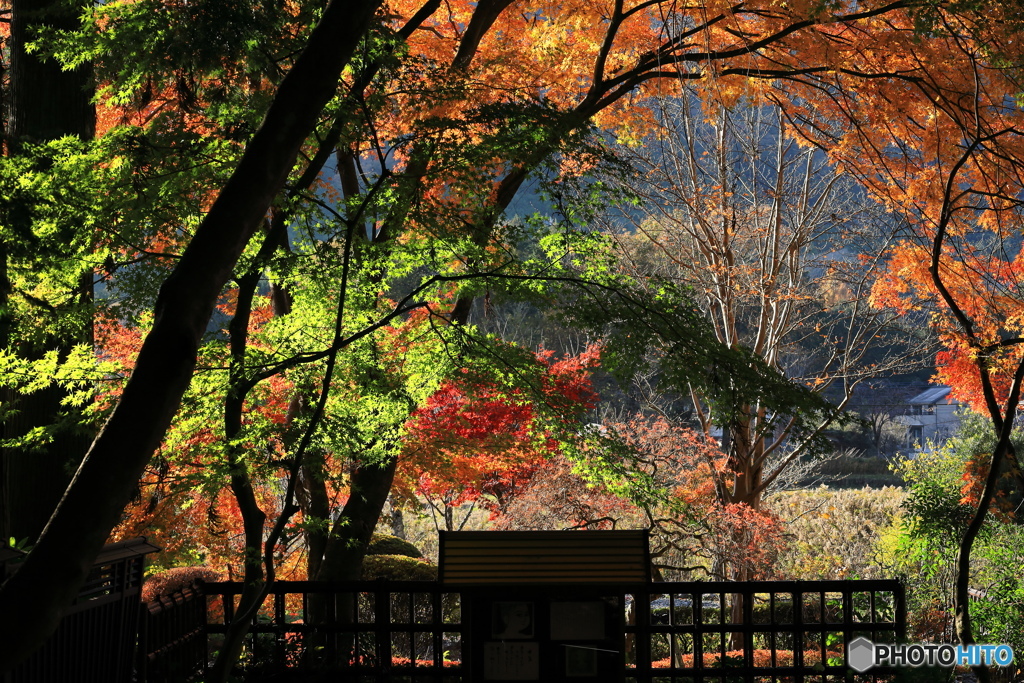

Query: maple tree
[
  {"left": 2, "top": 0, "right": 1008, "bottom": 671},
  {"left": 866, "top": 60, "right": 1024, "bottom": 683},
  {"left": 615, "top": 416, "right": 786, "bottom": 584},
  {"left": 0, "top": 0, "right": 385, "bottom": 667},
  {"left": 494, "top": 453, "right": 634, "bottom": 531},
  {"left": 497, "top": 415, "right": 787, "bottom": 581},
  {"left": 83, "top": 0, "right": 915, "bottom": 671},
  {"left": 747, "top": 5, "right": 1024, "bottom": 673},
  {"left": 397, "top": 343, "right": 601, "bottom": 529}
]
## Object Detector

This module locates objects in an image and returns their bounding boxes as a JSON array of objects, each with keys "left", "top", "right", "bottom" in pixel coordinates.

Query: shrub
[
  {"left": 361, "top": 554, "right": 436, "bottom": 581},
  {"left": 880, "top": 415, "right": 1024, "bottom": 657},
  {"left": 366, "top": 533, "right": 423, "bottom": 558},
  {"left": 141, "top": 566, "right": 220, "bottom": 603}
]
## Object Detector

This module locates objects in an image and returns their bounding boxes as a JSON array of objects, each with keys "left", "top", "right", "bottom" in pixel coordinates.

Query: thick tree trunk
[
  {"left": 317, "top": 456, "right": 399, "bottom": 581},
  {"left": 1, "top": 0, "right": 95, "bottom": 547},
  {"left": 723, "top": 409, "right": 766, "bottom": 511},
  {"left": 7, "top": 0, "right": 94, "bottom": 145},
  {"left": 304, "top": 455, "right": 398, "bottom": 668},
  {"left": 722, "top": 410, "right": 765, "bottom": 650},
  {"left": 0, "top": 0, "right": 382, "bottom": 669},
  {"left": 299, "top": 448, "right": 332, "bottom": 581}
]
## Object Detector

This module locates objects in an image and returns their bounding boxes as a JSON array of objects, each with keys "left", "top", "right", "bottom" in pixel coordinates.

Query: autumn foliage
[
  {"left": 650, "top": 649, "right": 843, "bottom": 670},
  {"left": 496, "top": 415, "right": 786, "bottom": 581},
  {"left": 397, "top": 344, "right": 601, "bottom": 522},
  {"left": 16, "top": 0, "right": 1024, "bottom": 670}
]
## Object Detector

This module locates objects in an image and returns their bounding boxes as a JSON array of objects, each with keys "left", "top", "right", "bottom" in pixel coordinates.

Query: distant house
[{"left": 900, "top": 386, "right": 963, "bottom": 452}]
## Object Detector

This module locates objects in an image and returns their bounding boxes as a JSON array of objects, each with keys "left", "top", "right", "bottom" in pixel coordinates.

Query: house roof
[{"left": 908, "top": 386, "right": 954, "bottom": 405}]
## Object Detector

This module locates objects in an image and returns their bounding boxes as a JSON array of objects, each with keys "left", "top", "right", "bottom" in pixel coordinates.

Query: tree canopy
[{"left": 3, "top": 0, "right": 1024, "bottom": 676}]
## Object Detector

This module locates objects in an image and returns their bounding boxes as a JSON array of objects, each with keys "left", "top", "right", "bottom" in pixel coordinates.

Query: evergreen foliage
[{"left": 367, "top": 533, "right": 423, "bottom": 559}]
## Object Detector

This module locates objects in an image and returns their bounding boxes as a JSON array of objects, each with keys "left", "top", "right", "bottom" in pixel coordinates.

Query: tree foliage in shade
[
  {"left": 0, "top": 0, "right": 387, "bottom": 667},
  {"left": 1, "top": 0, "right": 96, "bottom": 548}
]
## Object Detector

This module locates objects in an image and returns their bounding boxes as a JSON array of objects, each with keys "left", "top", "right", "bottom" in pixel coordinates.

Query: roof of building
[
  {"left": 908, "top": 386, "right": 954, "bottom": 405},
  {"left": 438, "top": 530, "right": 651, "bottom": 584}
]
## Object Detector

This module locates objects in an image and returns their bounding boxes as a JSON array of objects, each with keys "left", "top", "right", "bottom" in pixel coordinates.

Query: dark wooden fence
[
  {"left": 203, "top": 581, "right": 463, "bottom": 681},
  {"left": 137, "top": 583, "right": 207, "bottom": 683},
  {"left": 628, "top": 581, "right": 906, "bottom": 682},
  {"left": 0, "top": 571, "right": 905, "bottom": 682},
  {"left": 2, "top": 537, "right": 158, "bottom": 683},
  {"left": 181, "top": 579, "right": 905, "bottom": 683}
]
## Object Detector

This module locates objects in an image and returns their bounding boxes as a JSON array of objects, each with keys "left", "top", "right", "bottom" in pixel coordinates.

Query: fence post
[
  {"left": 896, "top": 580, "right": 908, "bottom": 641},
  {"left": 432, "top": 587, "right": 443, "bottom": 673},
  {"left": 137, "top": 600, "right": 149, "bottom": 683},
  {"left": 692, "top": 587, "right": 703, "bottom": 677},
  {"left": 743, "top": 584, "right": 754, "bottom": 683},
  {"left": 273, "top": 587, "right": 286, "bottom": 666},
  {"left": 377, "top": 582, "right": 391, "bottom": 683},
  {"left": 794, "top": 589, "right": 804, "bottom": 671},
  {"left": 638, "top": 587, "right": 652, "bottom": 683}
]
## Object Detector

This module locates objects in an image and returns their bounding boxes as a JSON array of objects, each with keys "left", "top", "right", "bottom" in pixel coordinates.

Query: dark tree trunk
[
  {"left": 313, "top": 454, "right": 400, "bottom": 583},
  {"left": 299, "top": 447, "right": 332, "bottom": 581},
  {"left": 7, "top": 0, "right": 94, "bottom": 145},
  {"left": 0, "top": 0, "right": 383, "bottom": 670},
  {"left": 303, "top": 454, "right": 397, "bottom": 668},
  {"left": 205, "top": 266, "right": 272, "bottom": 683},
  {"left": 1, "top": 0, "right": 95, "bottom": 546}
]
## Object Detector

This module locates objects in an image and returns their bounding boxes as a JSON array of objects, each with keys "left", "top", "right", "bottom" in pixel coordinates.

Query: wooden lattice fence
[
  {"left": 2, "top": 537, "right": 158, "bottom": 683},
  {"left": 183, "top": 579, "right": 906, "bottom": 683},
  {"left": 137, "top": 583, "right": 207, "bottom": 683}
]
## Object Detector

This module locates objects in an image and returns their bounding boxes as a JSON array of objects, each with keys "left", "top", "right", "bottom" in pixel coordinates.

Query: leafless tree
[{"left": 607, "top": 92, "right": 925, "bottom": 518}]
